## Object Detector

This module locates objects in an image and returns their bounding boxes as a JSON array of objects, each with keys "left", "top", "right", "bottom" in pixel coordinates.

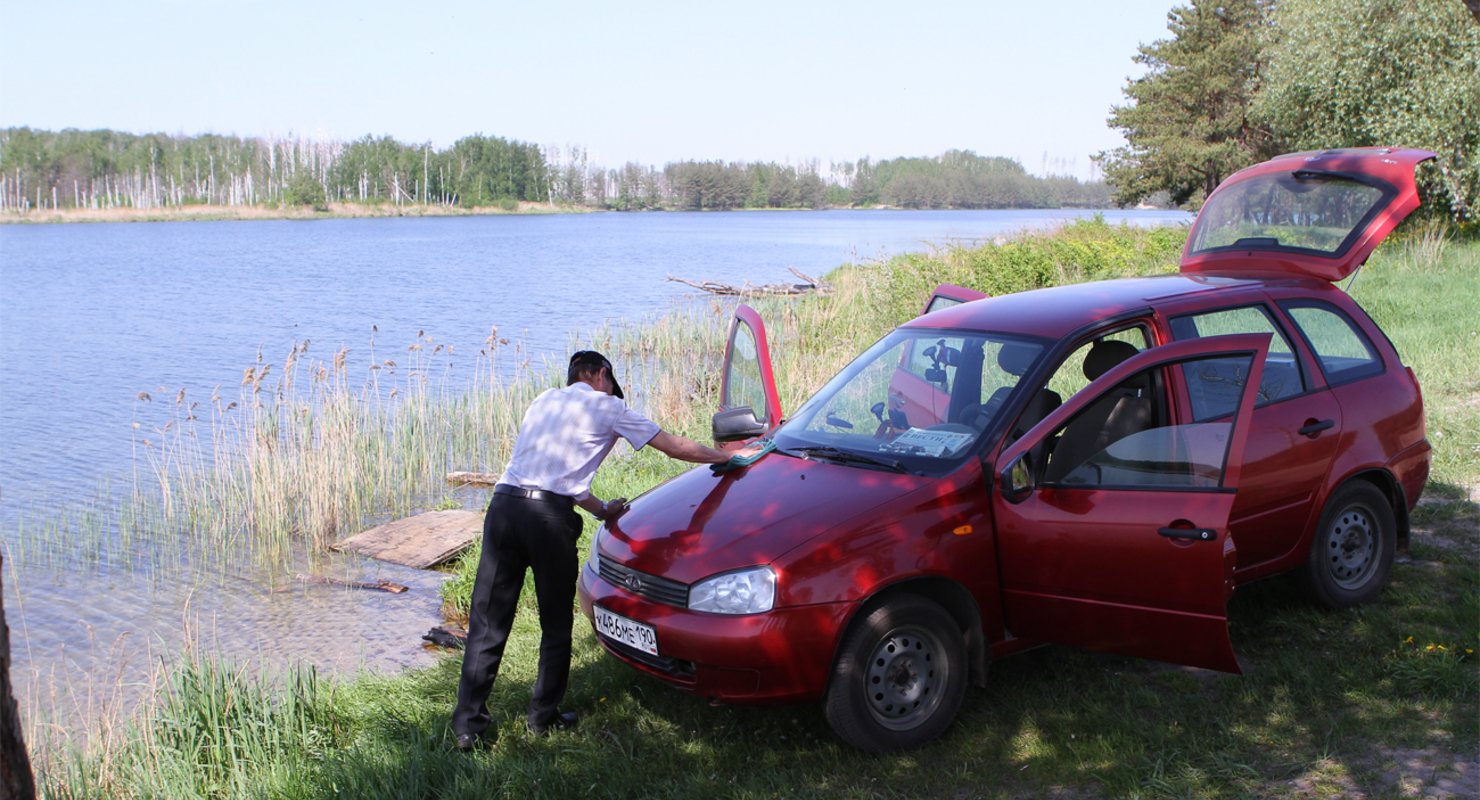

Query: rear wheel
[
  {"left": 823, "top": 596, "right": 967, "bottom": 752},
  {"left": 1304, "top": 482, "right": 1396, "bottom": 609}
]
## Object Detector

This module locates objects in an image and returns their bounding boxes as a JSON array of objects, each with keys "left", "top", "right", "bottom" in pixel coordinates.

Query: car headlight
[{"left": 688, "top": 566, "right": 776, "bottom": 614}]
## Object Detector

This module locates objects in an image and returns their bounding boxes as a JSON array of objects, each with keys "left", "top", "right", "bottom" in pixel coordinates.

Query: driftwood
[
  {"left": 446, "top": 471, "right": 500, "bottom": 486},
  {"left": 332, "top": 510, "right": 482, "bottom": 569},
  {"left": 423, "top": 625, "right": 468, "bottom": 649},
  {"left": 294, "top": 573, "right": 409, "bottom": 593},
  {"left": 667, "top": 267, "right": 829, "bottom": 296}
]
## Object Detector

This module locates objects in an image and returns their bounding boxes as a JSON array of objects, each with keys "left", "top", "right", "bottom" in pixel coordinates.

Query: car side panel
[
  {"left": 1275, "top": 287, "right": 1428, "bottom": 514},
  {"left": 1323, "top": 370, "right": 1428, "bottom": 503},
  {"left": 1223, "top": 393, "right": 1344, "bottom": 579},
  {"left": 776, "top": 458, "right": 1002, "bottom": 638}
]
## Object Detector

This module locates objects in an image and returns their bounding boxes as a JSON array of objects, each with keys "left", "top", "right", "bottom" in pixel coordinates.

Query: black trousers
[{"left": 452, "top": 492, "right": 582, "bottom": 736}]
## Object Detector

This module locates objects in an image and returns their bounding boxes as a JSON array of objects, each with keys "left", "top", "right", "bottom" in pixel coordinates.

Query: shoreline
[
  {"left": 0, "top": 200, "right": 588, "bottom": 224},
  {"left": 0, "top": 202, "right": 1155, "bottom": 225}
]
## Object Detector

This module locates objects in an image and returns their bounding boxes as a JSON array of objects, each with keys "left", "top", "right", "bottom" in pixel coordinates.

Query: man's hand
[
  {"left": 733, "top": 442, "right": 766, "bottom": 459},
  {"left": 578, "top": 494, "right": 625, "bottom": 520},
  {"left": 599, "top": 497, "right": 629, "bottom": 520}
]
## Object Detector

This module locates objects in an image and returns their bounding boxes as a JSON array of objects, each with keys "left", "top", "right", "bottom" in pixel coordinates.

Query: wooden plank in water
[
  {"left": 446, "top": 471, "right": 499, "bottom": 486},
  {"left": 334, "top": 510, "right": 483, "bottom": 569}
]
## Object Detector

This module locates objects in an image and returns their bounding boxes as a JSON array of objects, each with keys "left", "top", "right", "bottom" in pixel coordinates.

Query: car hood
[
  {"left": 601, "top": 451, "right": 929, "bottom": 585},
  {"left": 1180, "top": 147, "right": 1436, "bottom": 282}
]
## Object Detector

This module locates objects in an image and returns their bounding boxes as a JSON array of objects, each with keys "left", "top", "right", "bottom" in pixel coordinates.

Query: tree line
[
  {"left": 1098, "top": 0, "right": 1478, "bottom": 221},
  {"left": 0, "top": 128, "right": 551, "bottom": 212},
  {"left": 0, "top": 127, "right": 1110, "bottom": 214}
]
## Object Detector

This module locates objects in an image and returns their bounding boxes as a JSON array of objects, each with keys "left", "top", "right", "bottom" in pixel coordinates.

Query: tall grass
[
  {"left": 39, "top": 220, "right": 1477, "bottom": 798},
  {"left": 121, "top": 331, "right": 552, "bottom": 569},
  {"left": 1352, "top": 235, "right": 1480, "bottom": 495},
  {"left": 39, "top": 656, "right": 331, "bottom": 799}
]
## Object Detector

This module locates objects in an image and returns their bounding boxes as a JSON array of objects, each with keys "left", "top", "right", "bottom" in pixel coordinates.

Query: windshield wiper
[{"left": 785, "top": 445, "right": 910, "bottom": 473}]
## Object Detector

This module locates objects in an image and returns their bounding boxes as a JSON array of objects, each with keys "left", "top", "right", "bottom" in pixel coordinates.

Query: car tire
[
  {"left": 823, "top": 595, "right": 967, "bottom": 752},
  {"left": 1303, "top": 482, "right": 1396, "bottom": 609}
]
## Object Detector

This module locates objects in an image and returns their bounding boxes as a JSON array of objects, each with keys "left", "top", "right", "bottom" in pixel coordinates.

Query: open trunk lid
[{"left": 1180, "top": 147, "right": 1437, "bottom": 282}]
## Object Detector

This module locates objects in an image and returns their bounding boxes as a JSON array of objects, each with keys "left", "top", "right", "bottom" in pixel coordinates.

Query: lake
[{"left": 0, "top": 208, "right": 1189, "bottom": 744}]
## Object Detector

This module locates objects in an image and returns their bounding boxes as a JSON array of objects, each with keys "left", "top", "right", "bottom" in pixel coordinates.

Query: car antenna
[{"left": 1344, "top": 259, "right": 1367, "bottom": 292}]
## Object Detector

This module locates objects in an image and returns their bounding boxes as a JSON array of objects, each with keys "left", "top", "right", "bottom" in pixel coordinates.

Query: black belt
[{"left": 494, "top": 484, "right": 573, "bottom": 507}]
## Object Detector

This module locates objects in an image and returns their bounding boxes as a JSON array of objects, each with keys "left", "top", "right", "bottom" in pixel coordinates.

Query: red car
[{"left": 578, "top": 148, "right": 1434, "bottom": 751}]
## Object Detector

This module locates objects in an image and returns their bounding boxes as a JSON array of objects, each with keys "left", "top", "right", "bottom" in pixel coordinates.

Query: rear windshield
[{"left": 1187, "top": 171, "right": 1393, "bottom": 257}]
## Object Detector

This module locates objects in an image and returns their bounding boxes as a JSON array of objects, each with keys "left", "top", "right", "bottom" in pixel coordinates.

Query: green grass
[{"left": 34, "top": 222, "right": 1479, "bottom": 798}]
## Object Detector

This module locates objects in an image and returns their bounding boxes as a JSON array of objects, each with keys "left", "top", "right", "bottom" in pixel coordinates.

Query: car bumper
[
  {"left": 1389, "top": 438, "right": 1431, "bottom": 511},
  {"left": 578, "top": 562, "right": 852, "bottom": 703}
]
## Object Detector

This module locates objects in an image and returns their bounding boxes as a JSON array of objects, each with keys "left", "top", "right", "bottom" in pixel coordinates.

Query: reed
[
  {"left": 36, "top": 655, "right": 330, "bottom": 799},
  {"left": 118, "top": 331, "right": 553, "bottom": 571}
]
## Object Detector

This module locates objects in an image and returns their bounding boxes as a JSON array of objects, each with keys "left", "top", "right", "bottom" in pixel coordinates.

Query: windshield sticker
[{"left": 881, "top": 427, "right": 974, "bottom": 457}]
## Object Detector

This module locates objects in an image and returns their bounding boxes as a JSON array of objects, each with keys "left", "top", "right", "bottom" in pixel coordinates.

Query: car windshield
[
  {"left": 772, "top": 328, "right": 1046, "bottom": 473},
  {"left": 1188, "top": 171, "right": 1392, "bottom": 257}
]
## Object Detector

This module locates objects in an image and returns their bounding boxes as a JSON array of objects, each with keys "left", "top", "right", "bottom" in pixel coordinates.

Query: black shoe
[
  {"left": 527, "top": 709, "right": 579, "bottom": 736},
  {"left": 454, "top": 731, "right": 495, "bottom": 752}
]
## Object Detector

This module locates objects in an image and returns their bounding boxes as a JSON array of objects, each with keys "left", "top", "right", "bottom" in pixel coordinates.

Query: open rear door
[
  {"left": 922, "top": 283, "right": 987, "bottom": 316},
  {"left": 719, "top": 304, "right": 782, "bottom": 435},
  {"left": 992, "top": 334, "right": 1270, "bottom": 673}
]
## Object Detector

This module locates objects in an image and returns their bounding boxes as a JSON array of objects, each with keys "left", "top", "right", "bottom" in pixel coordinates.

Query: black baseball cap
[{"left": 568, "top": 350, "right": 624, "bottom": 399}]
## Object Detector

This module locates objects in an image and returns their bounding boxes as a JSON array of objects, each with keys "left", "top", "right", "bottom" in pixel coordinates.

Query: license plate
[{"left": 594, "top": 606, "right": 659, "bottom": 656}]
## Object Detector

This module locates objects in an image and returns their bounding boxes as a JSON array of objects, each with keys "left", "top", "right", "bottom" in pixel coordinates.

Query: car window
[
  {"left": 1043, "top": 327, "right": 1151, "bottom": 402},
  {"left": 1170, "top": 305, "right": 1305, "bottom": 420},
  {"left": 1280, "top": 301, "right": 1383, "bottom": 384},
  {"left": 902, "top": 337, "right": 959, "bottom": 390},
  {"left": 775, "top": 329, "right": 1044, "bottom": 473},
  {"left": 1058, "top": 423, "right": 1234, "bottom": 488},
  {"left": 1187, "top": 172, "right": 1389, "bottom": 256},
  {"left": 1042, "top": 350, "right": 1259, "bottom": 489},
  {"left": 724, "top": 318, "right": 771, "bottom": 424},
  {"left": 923, "top": 295, "right": 966, "bottom": 315}
]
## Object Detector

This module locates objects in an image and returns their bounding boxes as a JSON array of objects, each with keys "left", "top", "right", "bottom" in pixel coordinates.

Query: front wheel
[
  {"left": 1303, "top": 482, "right": 1396, "bottom": 609},
  {"left": 823, "top": 596, "right": 967, "bottom": 752}
]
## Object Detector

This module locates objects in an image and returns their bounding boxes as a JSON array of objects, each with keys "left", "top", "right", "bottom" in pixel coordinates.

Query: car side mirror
[
  {"left": 713, "top": 406, "right": 766, "bottom": 443},
  {"left": 1000, "top": 451, "right": 1036, "bottom": 503}
]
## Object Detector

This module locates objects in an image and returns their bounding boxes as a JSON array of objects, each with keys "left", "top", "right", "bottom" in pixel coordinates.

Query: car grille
[{"left": 598, "top": 555, "right": 689, "bottom": 608}]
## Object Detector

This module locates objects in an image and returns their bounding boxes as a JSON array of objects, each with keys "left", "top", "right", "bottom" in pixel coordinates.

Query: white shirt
[{"left": 497, "top": 381, "right": 661, "bottom": 501}]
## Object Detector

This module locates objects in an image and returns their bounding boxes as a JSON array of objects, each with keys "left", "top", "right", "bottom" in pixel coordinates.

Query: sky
[{"left": 0, "top": 0, "right": 1181, "bottom": 180}]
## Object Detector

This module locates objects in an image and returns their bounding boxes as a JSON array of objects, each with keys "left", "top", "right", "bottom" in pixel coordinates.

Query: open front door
[
  {"left": 922, "top": 283, "right": 987, "bottom": 316},
  {"left": 718, "top": 304, "right": 782, "bottom": 437},
  {"left": 992, "top": 334, "right": 1271, "bottom": 673}
]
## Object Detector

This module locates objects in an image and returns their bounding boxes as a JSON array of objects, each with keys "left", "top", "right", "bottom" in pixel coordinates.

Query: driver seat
[
  {"left": 964, "top": 342, "right": 1061, "bottom": 437},
  {"left": 1044, "top": 340, "right": 1150, "bottom": 483}
]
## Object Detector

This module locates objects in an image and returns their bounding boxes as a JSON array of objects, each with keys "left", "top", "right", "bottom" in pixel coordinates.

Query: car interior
[{"left": 1043, "top": 339, "right": 1163, "bottom": 484}]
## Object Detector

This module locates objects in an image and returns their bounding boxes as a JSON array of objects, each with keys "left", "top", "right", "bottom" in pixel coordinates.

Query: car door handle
[
  {"left": 1298, "top": 418, "right": 1335, "bottom": 438},
  {"left": 1158, "top": 526, "right": 1217, "bottom": 541}
]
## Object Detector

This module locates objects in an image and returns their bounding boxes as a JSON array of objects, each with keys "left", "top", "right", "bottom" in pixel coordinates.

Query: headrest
[
  {"left": 1083, "top": 340, "right": 1139, "bottom": 381},
  {"left": 997, "top": 341, "right": 1039, "bottom": 376}
]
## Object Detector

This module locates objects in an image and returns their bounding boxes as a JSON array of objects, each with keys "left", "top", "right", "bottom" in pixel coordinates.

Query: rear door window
[
  {"left": 1279, "top": 300, "right": 1383, "bottom": 385},
  {"left": 1170, "top": 305, "right": 1305, "bottom": 420}
]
